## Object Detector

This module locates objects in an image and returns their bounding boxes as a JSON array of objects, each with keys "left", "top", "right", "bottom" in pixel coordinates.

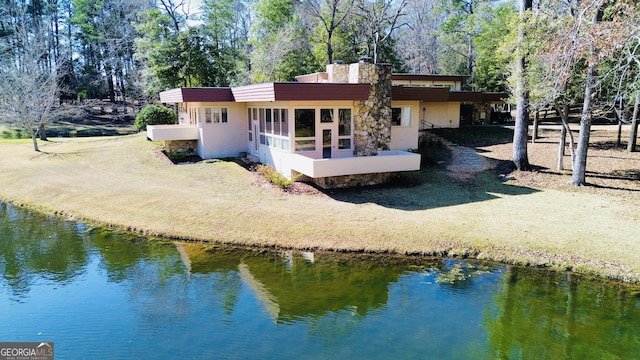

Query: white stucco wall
[
  {"left": 192, "top": 102, "right": 248, "bottom": 159},
  {"left": 390, "top": 101, "right": 420, "bottom": 150},
  {"left": 421, "top": 102, "right": 461, "bottom": 129}
]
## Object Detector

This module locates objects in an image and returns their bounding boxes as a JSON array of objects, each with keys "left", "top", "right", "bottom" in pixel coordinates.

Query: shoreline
[{"left": 1, "top": 134, "right": 639, "bottom": 284}]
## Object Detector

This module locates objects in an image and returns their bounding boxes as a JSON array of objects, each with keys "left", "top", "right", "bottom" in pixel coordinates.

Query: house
[{"left": 148, "top": 60, "right": 506, "bottom": 188}]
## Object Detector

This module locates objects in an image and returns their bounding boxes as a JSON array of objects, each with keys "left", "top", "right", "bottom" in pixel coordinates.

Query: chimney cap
[{"left": 358, "top": 56, "right": 372, "bottom": 64}]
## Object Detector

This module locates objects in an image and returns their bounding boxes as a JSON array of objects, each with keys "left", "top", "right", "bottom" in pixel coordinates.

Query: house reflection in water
[{"left": 176, "top": 242, "right": 437, "bottom": 324}]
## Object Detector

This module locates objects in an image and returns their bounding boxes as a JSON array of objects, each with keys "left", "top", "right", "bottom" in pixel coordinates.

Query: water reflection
[
  {"left": 1, "top": 202, "right": 640, "bottom": 359},
  {"left": 178, "top": 243, "right": 440, "bottom": 324},
  {"left": 485, "top": 267, "right": 640, "bottom": 358},
  {"left": 0, "top": 202, "right": 88, "bottom": 300}
]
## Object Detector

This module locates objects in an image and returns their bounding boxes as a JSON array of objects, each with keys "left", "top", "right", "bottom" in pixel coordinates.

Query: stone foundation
[
  {"left": 164, "top": 140, "right": 197, "bottom": 155},
  {"left": 312, "top": 172, "right": 391, "bottom": 189}
]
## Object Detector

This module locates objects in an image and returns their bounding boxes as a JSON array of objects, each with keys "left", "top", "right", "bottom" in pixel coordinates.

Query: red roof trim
[
  {"left": 448, "top": 92, "right": 508, "bottom": 102},
  {"left": 392, "top": 86, "right": 451, "bottom": 102}
]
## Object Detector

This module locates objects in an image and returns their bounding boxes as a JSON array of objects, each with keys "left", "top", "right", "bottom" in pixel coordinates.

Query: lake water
[{"left": 1, "top": 202, "right": 639, "bottom": 359}]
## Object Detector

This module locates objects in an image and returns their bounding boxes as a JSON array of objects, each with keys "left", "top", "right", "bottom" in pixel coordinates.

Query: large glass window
[
  {"left": 295, "top": 109, "right": 315, "bottom": 137},
  {"left": 250, "top": 107, "right": 291, "bottom": 151},
  {"left": 338, "top": 108, "right": 352, "bottom": 150}
]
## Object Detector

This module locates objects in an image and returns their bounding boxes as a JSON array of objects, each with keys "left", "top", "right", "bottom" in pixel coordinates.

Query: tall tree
[
  {"left": 512, "top": 0, "right": 532, "bottom": 171},
  {"left": 570, "top": 0, "right": 608, "bottom": 185}
]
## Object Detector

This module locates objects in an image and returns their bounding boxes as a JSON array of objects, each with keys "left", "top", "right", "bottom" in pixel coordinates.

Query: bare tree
[
  {"left": 305, "top": 0, "right": 356, "bottom": 65},
  {"left": 396, "top": 0, "right": 442, "bottom": 74},
  {"left": 0, "top": 23, "right": 62, "bottom": 152},
  {"left": 356, "top": 0, "right": 408, "bottom": 64}
]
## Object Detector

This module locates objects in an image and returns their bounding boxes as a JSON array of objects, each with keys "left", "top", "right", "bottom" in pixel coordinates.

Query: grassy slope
[{"left": 1, "top": 133, "right": 639, "bottom": 282}]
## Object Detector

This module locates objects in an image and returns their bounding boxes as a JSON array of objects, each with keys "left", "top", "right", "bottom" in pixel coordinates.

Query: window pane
[
  {"left": 273, "top": 109, "right": 280, "bottom": 135},
  {"left": 391, "top": 108, "right": 401, "bottom": 126},
  {"left": 295, "top": 139, "right": 315, "bottom": 151},
  {"left": 321, "top": 108, "right": 333, "bottom": 123},
  {"left": 205, "top": 108, "right": 212, "bottom": 123},
  {"left": 259, "top": 109, "right": 265, "bottom": 132},
  {"left": 247, "top": 109, "right": 251, "bottom": 130},
  {"left": 281, "top": 139, "right": 289, "bottom": 150},
  {"left": 266, "top": 109, "right": 272, "bottom": 132},
  {"left": 401, "top": 106, "right": 411, "bottom": 126},
  {"left": 338, "top": 139, "right": 351, "bottom": 149},
  {"left": 281, "top": 109, "right": 289, "bottom": 136},
  {"left": 295, "top": 109, "right": 315, "bottom": 137},
  {"left": 260, "top": 134, "right": 266, "bottom": 145},
  {"left": 213, "top": 108, "right": 220, "bottom": 123},
  {"left": 222, "top": 108, "right": 228, "bottom": 123},
  {"left": 339, "top": 109, "right": 351, "bottom": 136}
]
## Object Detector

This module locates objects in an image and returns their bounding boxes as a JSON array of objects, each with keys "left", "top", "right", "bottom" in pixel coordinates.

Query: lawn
[{"left": 0, "top": 126, "right": 639, "bottom": 283}]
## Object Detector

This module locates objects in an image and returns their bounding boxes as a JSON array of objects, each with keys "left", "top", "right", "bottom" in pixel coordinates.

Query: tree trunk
[
  {"left": 32, "top": 136, "right": 39, "bottom": 152},
  {"left": 616, "top": 99, "right": 624, "bottom": 146},
  {"left": 555, "top": 103, "right": 576, "bottom": 171},
  {"left": 570, "top": 63, "right": 597, "bottom": 185},
  {"left": 628, "top": 91, "right": 639, "bottom": 152},
  {"left": 512, "top": 0, "right": 532, "bottom": 171},
  {"left": 38, "top": 122, "right": 47, "bottom": 141},
  {"left": 532, "top": 110, "right": 539, "bottom": 143},
  {"left": 558, "top": 124, "right": 566, "bottom": 171}
]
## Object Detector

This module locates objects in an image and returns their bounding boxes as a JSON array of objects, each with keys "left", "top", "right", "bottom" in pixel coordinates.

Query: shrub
[
  {"left": 255, "top": 164, "right": 299, "bottom": 189},
  {"left": 135, "top": 104, "right": 177, "bottom": 130}
]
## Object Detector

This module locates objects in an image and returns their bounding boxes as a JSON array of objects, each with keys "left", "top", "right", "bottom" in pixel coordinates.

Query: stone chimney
[
  {"left": 350, "top": 62, "right": 393, "bottom": 156},
  {"left": 326, "top": 62, "right": 350, "bottom": 83}
]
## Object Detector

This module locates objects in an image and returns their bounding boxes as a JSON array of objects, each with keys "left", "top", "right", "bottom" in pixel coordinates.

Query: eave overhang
[
  {"left": 231, "top": 83, "right": 371, "bottom": 102},
  {"left": 391, "top": 86, "right": 451, "bottom": 102},
  {"left": 159, "top": 88, "right": 235, "bottom": 103},
  {"left": 448, "top": 92, "right": 509, "bottom": 102}
]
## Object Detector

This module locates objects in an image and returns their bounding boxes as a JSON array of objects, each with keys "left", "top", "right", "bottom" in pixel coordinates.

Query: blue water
[{"left": 1, "top": 202, "right": 639, "bottom": 359}]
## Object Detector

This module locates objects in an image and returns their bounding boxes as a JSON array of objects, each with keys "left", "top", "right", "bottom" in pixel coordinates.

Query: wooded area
[{"left": 0, "top": 0, "right": 639, "bottom": 182}]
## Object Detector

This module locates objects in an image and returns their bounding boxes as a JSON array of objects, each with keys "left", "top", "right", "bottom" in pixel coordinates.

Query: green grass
[{"left": 0, "top": 133, "right": 639, "bottom": 284}]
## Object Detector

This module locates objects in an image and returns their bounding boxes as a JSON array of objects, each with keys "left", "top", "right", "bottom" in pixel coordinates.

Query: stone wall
[
  {"left": 350, "top": 62, "right": 393, "bottom": 156},
  {"left": 313, "top": 172, "right": 391, "bottom": 189},
  {"left": 164, "top": 140, "right": 197, "bottom": 155}
]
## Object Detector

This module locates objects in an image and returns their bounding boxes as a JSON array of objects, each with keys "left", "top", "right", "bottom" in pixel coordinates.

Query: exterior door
[{"left": 322, "top": 128, "right": 333, "bottom": 158}]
